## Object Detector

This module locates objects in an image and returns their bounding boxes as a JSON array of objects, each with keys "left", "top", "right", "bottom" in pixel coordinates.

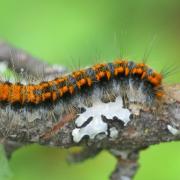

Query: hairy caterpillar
[
  {"left": 0, "top": 60, "right": 163, "bottom": 104},
  {"left": 0, "top": 59, "right": 164, "bottom": 145}
]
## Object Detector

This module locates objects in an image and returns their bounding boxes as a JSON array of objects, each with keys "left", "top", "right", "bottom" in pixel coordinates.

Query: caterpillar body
[
  {"left": 0, "top": 60, "right": 164, "bottom": 145},
  {"left": 0, "top": 60, "right": 163, "bottom": 104}
]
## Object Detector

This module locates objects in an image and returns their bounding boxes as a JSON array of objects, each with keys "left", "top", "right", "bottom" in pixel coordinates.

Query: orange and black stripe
[{"left": 0, "top": 60, "right": 164, "bottom": 105}]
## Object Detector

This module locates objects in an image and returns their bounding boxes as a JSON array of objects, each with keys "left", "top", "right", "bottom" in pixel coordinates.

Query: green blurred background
[{"left": 0, "top": 0, "right": 180, "bottom": 179}]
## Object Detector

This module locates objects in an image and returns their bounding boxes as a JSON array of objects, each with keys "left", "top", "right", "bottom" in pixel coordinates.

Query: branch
[
  {"left": 0, "top": 42, "right": 180, "bottom": 180},
  {"left": 0, "top": 41, "right": 68, "bottom": 78}
]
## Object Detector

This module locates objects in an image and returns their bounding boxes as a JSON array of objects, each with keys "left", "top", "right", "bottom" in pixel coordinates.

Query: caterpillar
[
  {"left": 0, "top": 60, "right": 163, "bottom": 104},
  {"left": 0, "top": 59, "right": 164, "bottom": 145}
]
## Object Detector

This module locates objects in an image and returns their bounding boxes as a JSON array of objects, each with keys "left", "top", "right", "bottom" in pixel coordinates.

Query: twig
[
  {"left": 0, "top": 41, "right": 68, "bottom": 78},
  {"left": 110, "top": 152, "right": 139, "bottom": 180}
]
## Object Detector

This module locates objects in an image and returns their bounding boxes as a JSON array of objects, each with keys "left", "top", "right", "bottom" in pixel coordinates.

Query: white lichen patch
[
  {"left": 75, "top": 96, "right": 130, "bottom": 127},
  {"left": 72, "top": 116, "right": 108, "bottom": 143},
  {"left": 109, "top": 127, "right": 118, "bottom": 139},
  {"left": 167, "top": 125, "right": 180, "bottom": 135},
  {"left": 72, "top": 96, "right": 131, "bottom": 143}
]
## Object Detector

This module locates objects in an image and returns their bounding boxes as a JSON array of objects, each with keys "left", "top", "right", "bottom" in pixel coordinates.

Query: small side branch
[
  {"left": 67, "top": 146, "right": 102, "bottom": 163},
  {"left": 0, "top": 41, "right": 67, "bottom": 77},
  {"left": 110, "top": 151, "right": 139, "bottom": 180}
]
